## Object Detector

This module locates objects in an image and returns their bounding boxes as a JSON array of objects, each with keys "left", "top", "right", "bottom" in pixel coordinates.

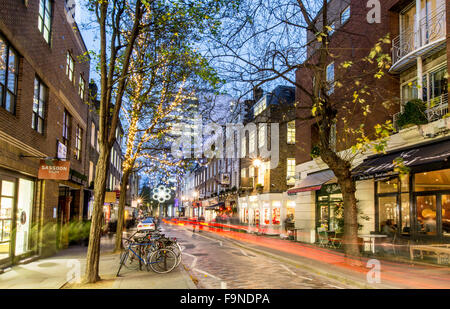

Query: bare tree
[{"left": 209, "top": 0, "right": 399, "bottom": 259}]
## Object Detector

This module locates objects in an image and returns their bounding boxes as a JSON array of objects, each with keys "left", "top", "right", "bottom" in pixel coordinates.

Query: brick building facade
[
  {"left": 290, "top": 0, "right": 450, "bottom": 245},
  {"left": 237, "top": 85, "right": 297, "bottom": 234},
  {"left": 0, "top": 0, "right": 91, "bottom": 266}
]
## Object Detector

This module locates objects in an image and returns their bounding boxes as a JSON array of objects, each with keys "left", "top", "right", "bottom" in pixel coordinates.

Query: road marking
[
  {"left": 280, "top": 264, "right": 296, "bottom": 276},
  {"left": 193, "top": 268, "right": 227, "bottom": 289},
  {"left": 240, "top": 249, "right": 249, "bottom": 257},
  {"left": 191, "top": 231, "right": 223, "bottom": 247},
  {"left": 182, "top": 252, "right": 198, "bottom": 269}
]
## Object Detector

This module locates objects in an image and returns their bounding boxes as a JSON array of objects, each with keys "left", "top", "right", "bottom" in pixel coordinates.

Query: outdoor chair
[
  {"left": 317, "top": 227, "right": 330, "bottom": 248},
  {"left": 329, "top": 232, "right": 343, "bottom": 249}
]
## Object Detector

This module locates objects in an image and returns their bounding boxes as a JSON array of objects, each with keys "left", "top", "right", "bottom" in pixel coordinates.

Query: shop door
[{"left": 0, "top": 179, "right": 16, "bottom": 262}]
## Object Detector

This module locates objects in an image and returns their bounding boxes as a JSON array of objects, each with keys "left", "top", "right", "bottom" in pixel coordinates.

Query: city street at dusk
[{"left": 0, "top": 0, "right": 449, "bottom": 301}]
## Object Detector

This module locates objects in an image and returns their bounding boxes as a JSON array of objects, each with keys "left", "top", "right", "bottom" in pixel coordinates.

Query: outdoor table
[{"left": 359, "top": 234, "right": 388, "bottom": 254}]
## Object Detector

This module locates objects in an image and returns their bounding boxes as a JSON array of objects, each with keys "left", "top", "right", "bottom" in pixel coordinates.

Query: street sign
[{"left": 38, "top": 160, "right": 70, "bottom": 180}]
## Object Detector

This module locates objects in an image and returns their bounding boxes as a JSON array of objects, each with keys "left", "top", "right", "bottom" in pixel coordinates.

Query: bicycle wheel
[
  {"left": 148, "top": 249, "right": 177, "bottom": 274},
  {"left": 117, "top": 250, "right": 129, "bottom": 277},
  {"left": 168, "top": 242, "right": 182, "bottom": 268}
]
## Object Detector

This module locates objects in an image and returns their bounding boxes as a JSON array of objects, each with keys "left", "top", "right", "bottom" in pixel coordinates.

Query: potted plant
[{"left": 396, "top": 99, "right": 428, "bottom": 129}]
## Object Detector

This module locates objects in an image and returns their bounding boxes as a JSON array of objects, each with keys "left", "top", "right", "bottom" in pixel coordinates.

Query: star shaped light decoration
[{"left": 152, "top": 185, "right": 172, "bottom": 203}]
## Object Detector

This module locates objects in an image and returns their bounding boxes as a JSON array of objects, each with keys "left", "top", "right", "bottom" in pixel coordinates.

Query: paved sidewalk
[{"left": 0, "top": 236, "right": 196, "bottom": 289}]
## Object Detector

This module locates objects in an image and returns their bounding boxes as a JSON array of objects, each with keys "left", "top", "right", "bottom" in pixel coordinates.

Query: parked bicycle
[{"left": 116, "top": 228, "right": 182, "bottom": 276}]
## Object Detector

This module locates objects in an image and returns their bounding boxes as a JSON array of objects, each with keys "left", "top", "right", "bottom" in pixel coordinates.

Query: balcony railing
[
  {"left": 393, "top": 93, "right": 448, "bottom": 130},
  {"left": 392, "top": 5, "right": 446, "bottom": 68},
  {"left": 426, "top": 92, "right": 448, "bottom": 122}
]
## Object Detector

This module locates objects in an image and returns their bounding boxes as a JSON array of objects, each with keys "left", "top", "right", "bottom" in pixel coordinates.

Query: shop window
[
  {"left": 0, "top": 180, "right": 15, "bottom": 260},
  {"left": 15, "top": 179, "right": 34, "bottom": 256},
  {"left": 416, "top": 195, "right": 437, "bottom": 235},
  {"left": 401, "top": 193, "right": 411, "bottom": 234},
  {"left": 414, "top": 168, "right": 450, "bottom": 192},
  {"left": 32, "top": 77, "right": 47, "bottom": 134},
  {"left": 272, "top": 207, "right": 280, "bottom": 225},
  {"left": 316, "top": 184, "right": 342, "bottom": 232},
  {"left": 378, "top": 196, "right": 398, "bottom": 232},
  {"left": 0, "top": 37, "right": 18, "bottom": 114},
  {"left": 442, "top": 195, "right": 450, "bottom": 237},
  {"left": 38, "top": 0, "right": 52, "bottom": 43},
  {"left": 377, "top": 177, "right": 399, "bottom": 194}
]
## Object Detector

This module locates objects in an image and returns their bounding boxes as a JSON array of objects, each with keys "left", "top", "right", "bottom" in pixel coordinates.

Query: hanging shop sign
[
  {"left": 57, "top": 141, "right": 67, "bottom": 160},
  {"left": 38, "top": 160, "right": 70, "bottom": 180}
]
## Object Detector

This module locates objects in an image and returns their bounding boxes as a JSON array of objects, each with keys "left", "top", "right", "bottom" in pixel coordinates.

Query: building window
[
  {"left": 91, "top": 122, "right": 96, "bottom": 147},
  {"left": 66, "top": 52, "right": 74, "bottom": 83},
  {"left": 341, "top": 5, "right": 350, "bottom": 25},
  {"left": 75, "top": 125, "right": 82, "bottom": 160},
  {"left": 241, "top": 168, "right": 247, "bottom": 179},
  {"left": 254, "top": 96, "right": 267, "bottom": 117},
  {"left": 287, "top": 159, "right": 296, "bottom": 185},
  {"left": 249, "top": 130, "right": 256, "bottom": 154},
  {"left": 89, "top": 161, "right": 94, "bottom": 185},
  {"left": 258, "top": 124, "right": 266, "bottom": 148},
  {"left": 62, "top": 110, "right": 71, "bottom": 146},
  {"left": 241, "top": 135, "right": 247, "bottom": 158},
  {"left": 326, "top": 62, "right": 335, "bottom": 95},
  {"left": 32, "top": 77, "right": 47, "bottom": 134},
  {"left": 287, "top": 121, "right": 296, "bottom": 144},
  {"left": 38, "top": 0, "right": 52, "bottom": 43},
  {"left": 257, "top": 163, "right": 265, "bottom": 186},
  {"left": 0, "top": 37, "right": 18, "bottom": 114},
  {"left": 79, "top": 75, "right": 85, "bottom": 99},
  {"left": 329, "top": 22, "right": 336, "bottom": 35}
]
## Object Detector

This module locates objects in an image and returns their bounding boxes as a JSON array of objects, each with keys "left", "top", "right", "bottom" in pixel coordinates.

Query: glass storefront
[
  {"left": 316, "top": 184, "right": 342, "bottom": 232},
  {"left": 0, "top": 173, "right": 35, "bottom": 263},
  {"left": 376, "top": 176, "right": 411, "bottom": 235},
  {"left": 375, "top": 168, "right": 450, "bottom": 240},
  {"left": 15, "top": 179, "right": 34, "bottom": 256}
]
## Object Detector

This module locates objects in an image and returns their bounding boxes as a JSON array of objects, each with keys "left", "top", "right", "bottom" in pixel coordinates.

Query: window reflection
[
  {"left": 442, "top": 195, "right": 450, "bottom": 237},
  {"left": 414, "top": 169, "right": 450, "bottom": 192},
  {"left": 416, "top": 195, "right": 437, "bottom": 235}
]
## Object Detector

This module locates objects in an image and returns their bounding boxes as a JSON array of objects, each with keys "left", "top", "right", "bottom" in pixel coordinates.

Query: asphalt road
[{"left": 160, "top": 223, "right": 352, "bottom": 289}]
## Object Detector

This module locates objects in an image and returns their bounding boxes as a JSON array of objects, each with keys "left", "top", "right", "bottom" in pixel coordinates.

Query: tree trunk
[
  {"left": 337, "top": 176, "right": 361, "bottom": 261},
  {"left": 83, "top": 148, "right": 110, "bottom": 283},
  {"left": 319, "top": 149, "right": 361, "bottom": 261},
  {"left": 114, "top": 170, "right": 130, "bottom": 253}
]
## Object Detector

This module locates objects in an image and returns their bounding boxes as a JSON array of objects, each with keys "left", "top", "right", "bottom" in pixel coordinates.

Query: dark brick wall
[
  {"left": 0, "top": 0, "right": 90, "bottom": 176},
  {"left": 295, "top": 0, "right": 402, "bottom": 166}
]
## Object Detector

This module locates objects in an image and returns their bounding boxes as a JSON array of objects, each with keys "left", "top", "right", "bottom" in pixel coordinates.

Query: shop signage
[
  {"left": 220, "top": 173, "right": 230, "bottom": 185},
  {"left": 105, "top": 192, "right": 117, "bottom": 203},
  {"left": 57, "top": 142, "right": 67, "bottom": 160},
  {"left": 38, "top": 160, "right": 70, "bottom": 180}
]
